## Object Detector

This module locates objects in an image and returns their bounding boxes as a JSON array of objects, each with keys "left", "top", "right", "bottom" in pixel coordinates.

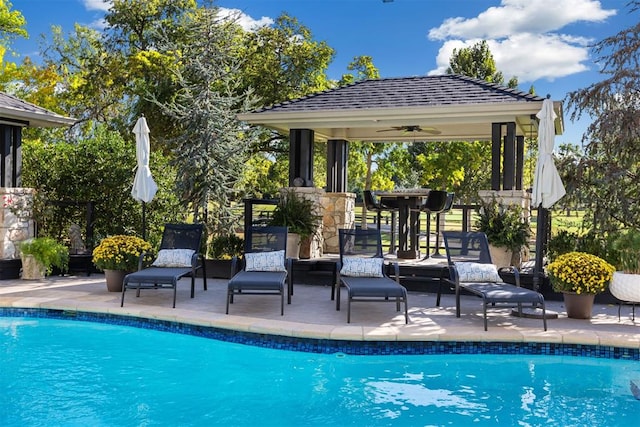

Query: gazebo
[{"left": 238, "top": 74, "right": 564, "bottom": 255}]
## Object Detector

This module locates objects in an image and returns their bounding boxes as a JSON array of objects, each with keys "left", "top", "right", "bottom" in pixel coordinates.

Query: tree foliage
[
  {"left": 150, "top": 7, "right": 261, "bottom": 236},
  {"left": 446, "top": 40, "right": 518, "bottom": 88},
  {"left": 0, "top": 0, "right": 26, "bottom": 63},
  {"left": 21, "top": 125, "right": 182, "bottom": 247},
  {"left": 565, "top": 1, "right": 640, "bottom": 231}
]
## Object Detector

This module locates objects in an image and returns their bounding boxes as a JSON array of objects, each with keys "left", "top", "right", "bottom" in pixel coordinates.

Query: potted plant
[
  {"left": 609, "top": 228, "right": 640, "bottom": 305},
  {"left": 18, "top": 237, "right": 69, "bottom": 280},
  {"left": 269, "top": 189, "right": 321, "bottom": 259},
  {"left": 92, "top": 235, "right": 153, "bottom": 292},
  {"left": 207, "top": 233, "right": 244, "bottom": 278},
  {"left": 546, "top": 251, "right": 615, "bottom": 318},
  {"left": 476, "top": 198, "right": 531, "bottom": 267}
]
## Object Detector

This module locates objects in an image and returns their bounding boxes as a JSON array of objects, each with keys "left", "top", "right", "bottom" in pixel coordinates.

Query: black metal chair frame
[
  {"left": 364, "top": 190, "right": 399, "bottom": 254},
  {"left": 226, "top": 226, "right": 292, "bottom": 316},
  {"left": 440, "top": 231, "right": 547, "bottom": 331},
  {"left": 121, "top": 223, "right": 207, "bottom": 308},
  {"left": 431, "top": 192, "right": 455, "bottom": 258},
  {"left": 336, "top": 228, "right": 409, "bottom": 323},
  {"left": 363, "top": 190, "right": 384, "bottom": 231},
  {"left": 413, "top": 190, "right": 448, "bottom": 258}
]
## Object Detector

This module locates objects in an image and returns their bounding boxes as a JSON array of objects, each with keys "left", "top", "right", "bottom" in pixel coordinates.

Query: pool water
[{"left": 2, "top": 317, "right": 639, "bottom": 426}]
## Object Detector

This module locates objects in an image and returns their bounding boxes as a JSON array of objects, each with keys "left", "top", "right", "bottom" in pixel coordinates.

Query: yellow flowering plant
[
  {"left": 92, "top": 235, "right": 153, "bottom": 271},
  {"left": 546, "top": 251, "right": 615, "bottom": 295}
]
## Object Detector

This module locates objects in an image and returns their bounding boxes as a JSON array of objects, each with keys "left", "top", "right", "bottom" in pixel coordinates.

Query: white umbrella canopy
[
  {"left": 131, "top": 116, "right": 157, "bottom": 240},
  {"left": 532, "top": 98, "right": 566, "bottom": 209},
  {"left": 131, "top": 116, "right": 158, "bottom": 203}
]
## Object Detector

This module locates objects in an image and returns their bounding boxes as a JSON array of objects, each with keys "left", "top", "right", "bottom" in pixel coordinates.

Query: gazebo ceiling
[{"left": 238, "top": 75, "right": 564, "bottom": 143}]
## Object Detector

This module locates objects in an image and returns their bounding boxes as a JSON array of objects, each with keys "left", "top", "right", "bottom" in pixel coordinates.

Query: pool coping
[{"left": 2, "top": 306, "right": 639, "bottom": 360}]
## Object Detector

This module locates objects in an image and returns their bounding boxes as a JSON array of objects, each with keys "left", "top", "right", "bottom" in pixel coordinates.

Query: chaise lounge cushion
[
  {"left": 340, "top": 256, "right": 384, "bottom": 278},
  {"left": 244, "top": 250, "right": 286, "bottom": 272},
  {"left": 455, "top": 262, "right": 500, "bottom": 283},
  {"left": 151, "top": 249, "right": 195, "bottom": 268}
]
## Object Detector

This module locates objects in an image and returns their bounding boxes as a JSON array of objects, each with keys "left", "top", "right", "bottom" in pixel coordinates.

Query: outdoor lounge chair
[
  {"left": 440, "top": 231, "right": 547, "bottom": 331},
  {"left": 121, "top": 223, "right": 207, "bottom": 308},
  {"left": 226, "top": 226, "right": 292, "bottom": 316},
  {"left": 336, "top": 228, "right": 409, "bottom": 323}
]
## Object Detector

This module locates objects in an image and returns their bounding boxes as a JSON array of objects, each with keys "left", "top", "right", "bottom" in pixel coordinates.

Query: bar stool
[
  {"left": 378, "top": 196, "right": 399, "bottom": 254},
  {"left": 415, "top": 190, "right": 448, "bottom": 258},
  {"left": 363, "top": 190, "right": 384, "bottom": 230},
  {"left": 431, "top": 192, "right": 455, "bottom": 258}
]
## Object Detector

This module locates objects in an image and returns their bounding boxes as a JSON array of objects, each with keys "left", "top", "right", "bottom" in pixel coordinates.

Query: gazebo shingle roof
[{"left": 257, "top": 75, "right": 544, "bottom": 113}]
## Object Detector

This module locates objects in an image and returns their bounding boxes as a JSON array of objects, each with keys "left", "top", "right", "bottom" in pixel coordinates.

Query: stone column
[
  {"left": 322, "top": 192, "right": 356, "bottom": 254},
  {"left": 478, "top": 189, "right": 531, "bottom": 221},
  {"left": 0, "top": 187, "right": 35, "bottom": 259}
]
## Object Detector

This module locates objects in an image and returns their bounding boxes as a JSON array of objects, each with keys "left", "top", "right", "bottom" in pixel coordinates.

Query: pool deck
[{"left": 0, "top": 274, "right": 639, "bottom": 349}]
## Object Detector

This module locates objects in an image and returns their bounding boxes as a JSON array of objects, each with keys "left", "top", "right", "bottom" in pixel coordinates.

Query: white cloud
[
  {"left": 83, "top": 0, "right": 111, "bottom": 12},
  {"left": 427, "top": 0, "right": 616, "bottom": 83},
  {"left": 218, "top": 7, "right": 273, "bottom": 31},
  {"left": 88, "top": 18, "right": 107, "bottom": 31}
]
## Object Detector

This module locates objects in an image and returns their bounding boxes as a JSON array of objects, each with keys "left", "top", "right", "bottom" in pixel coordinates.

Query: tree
[
  {"left": 446, "top": 40, "right": 518, "bottom": 88},
  {"left": 236, "top": 12, "right": 336, "bottom": 191},
  {"left": 0, "top": 0, "right": 26, "bottom": 64},
  {"left": 150, "top": 7, "right": 261, "bottom": 236},
  {"left": 406, "top": 141, "right": 492, "bottom": 201},
  {"left": 39, "top": 0, "right": 198, "bottom": 141},
  {"left": 565, "top": 1, "right": 640, "bottom": 231}
]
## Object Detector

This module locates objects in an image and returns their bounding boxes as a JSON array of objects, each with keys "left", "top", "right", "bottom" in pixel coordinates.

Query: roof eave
[{"left": 0, "top": 106, "right": 76, "bottom": 128}]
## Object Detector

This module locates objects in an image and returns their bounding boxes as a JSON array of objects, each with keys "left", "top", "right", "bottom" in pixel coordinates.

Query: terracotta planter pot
[
  {"left": 562, "top": 292, "right": 595, "bottom": 319},
  {"left": 104, "top": 269, "right": 131, "bottom": 292}
]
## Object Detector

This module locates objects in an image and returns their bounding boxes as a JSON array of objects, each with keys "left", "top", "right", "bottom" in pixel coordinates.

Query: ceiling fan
[{"left": 376, "top": 125, "right": 441, "bottom": 135}]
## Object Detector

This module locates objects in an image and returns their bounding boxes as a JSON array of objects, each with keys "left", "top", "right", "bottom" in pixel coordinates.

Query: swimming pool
[{"left": 2, "top": 311, "right": 639, "bottom": 426}]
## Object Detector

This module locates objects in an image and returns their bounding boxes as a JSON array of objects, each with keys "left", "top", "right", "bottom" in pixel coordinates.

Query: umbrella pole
[
  {"left": 142, "top": 202, "right": 146, "bottom": 241},
  {"left": 533, "top": 206, "right": 547, "bottom": 292},
  {"left": 511, "top": 205, "right": 558, "bottom": 320}
]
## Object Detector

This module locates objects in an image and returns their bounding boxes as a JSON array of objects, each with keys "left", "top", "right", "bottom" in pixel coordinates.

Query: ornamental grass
[
  {"left": 92, "top": 235, "right": 153, "bottom": 271},
  {"left": 546, "top": 251, "right": 615, "bottom": 295}
]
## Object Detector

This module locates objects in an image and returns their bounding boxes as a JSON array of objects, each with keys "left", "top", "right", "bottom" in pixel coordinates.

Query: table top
[{"left": 375, "top": 189, "right": 431, "bottom": 198}]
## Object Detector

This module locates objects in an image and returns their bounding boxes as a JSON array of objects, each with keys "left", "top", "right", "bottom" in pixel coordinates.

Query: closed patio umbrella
[
  {"left": 513, "top": 96, "right": 565, "bottom": 320},
  {"left": 532, "top": 97, "right": 566, "bottom": 210},
  {"left": 131, "top": 116, "right": 157, "bottom": 240},
  {"left": 532, "top": 96, "right": 565, "bottom": 294}
]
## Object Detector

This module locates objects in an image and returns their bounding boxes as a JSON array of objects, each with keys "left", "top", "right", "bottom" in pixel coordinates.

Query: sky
[{"left": 8, "top": 0, "right": 638, "bottom": 146}]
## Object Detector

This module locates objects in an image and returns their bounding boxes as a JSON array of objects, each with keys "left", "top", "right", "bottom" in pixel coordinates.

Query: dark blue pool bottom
[{"left": 2, "top": 307, "right": 638, "bottom": 360}]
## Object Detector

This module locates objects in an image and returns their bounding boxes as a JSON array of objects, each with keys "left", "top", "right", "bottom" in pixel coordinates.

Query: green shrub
[
  {"left": 209, "top": 234, "right": 244, "bottom": 259},
  {"left": 19, "top": 237, "right": 69, "bottom": 275},
  {"left": 475, "top": 198, "right": 531, "bottom": 252},
  {"left": 269, "top": 190, "right": 321, "bottom": 239}
]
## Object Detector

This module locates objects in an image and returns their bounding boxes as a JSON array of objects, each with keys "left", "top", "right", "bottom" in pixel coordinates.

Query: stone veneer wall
[
  {"left": 322, "top": 192, "right": 356, "bottom": 254},
  {"left": 478, "top": 189, "right": 531, "bottom": 221},
  {"left": 0, "top": 188, "right": 35, "bottom": 259}
]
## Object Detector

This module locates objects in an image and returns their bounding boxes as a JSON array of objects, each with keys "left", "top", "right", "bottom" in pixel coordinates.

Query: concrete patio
[{"left": 0, "top": 273, "right": 639, "bottom": 349}]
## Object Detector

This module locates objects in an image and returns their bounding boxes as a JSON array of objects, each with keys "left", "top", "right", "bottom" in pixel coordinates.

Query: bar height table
[{"left": 376, "top": 189, "right": 430, "bottom": 259}]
